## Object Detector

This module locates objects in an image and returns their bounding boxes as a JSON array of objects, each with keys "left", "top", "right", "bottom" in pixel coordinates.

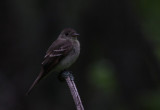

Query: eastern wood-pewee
[{"left": 27, "top": 28, "right": 80, "bottom": 94}]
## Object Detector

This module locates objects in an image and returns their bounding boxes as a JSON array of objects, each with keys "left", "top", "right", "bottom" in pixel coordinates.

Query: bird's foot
[{"left": 59, "top": 71, "right": 74, "bottom": 81}]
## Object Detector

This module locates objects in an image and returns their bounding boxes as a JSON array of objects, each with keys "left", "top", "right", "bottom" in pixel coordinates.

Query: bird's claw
[{"left": 61, "top": 71, "right": 74, "bottom": 81}]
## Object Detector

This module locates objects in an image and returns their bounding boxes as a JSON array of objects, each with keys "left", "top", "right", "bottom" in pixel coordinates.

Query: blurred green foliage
[
  {"left": 88, "top": 60, "right": 117, "bottom": 92},
  {"left": 138, "top": 89, "right": 160, "bottom": 110},
  {"left": 138, "top": 0, "right": 160, "bottom": 60}
]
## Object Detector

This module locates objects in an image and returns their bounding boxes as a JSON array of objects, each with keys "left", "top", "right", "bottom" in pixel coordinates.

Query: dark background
[{"left": 1, "top": 0, "right": 160, "bottom": 110}]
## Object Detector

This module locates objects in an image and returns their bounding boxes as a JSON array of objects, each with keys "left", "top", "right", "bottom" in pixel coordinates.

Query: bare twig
[{"left": 63, "top": 72, "right": 84, "bottom": 110}]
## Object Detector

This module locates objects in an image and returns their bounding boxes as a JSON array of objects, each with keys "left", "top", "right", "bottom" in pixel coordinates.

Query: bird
[{"left": 26, "top": 28, "right": 80, "bottom": 95}]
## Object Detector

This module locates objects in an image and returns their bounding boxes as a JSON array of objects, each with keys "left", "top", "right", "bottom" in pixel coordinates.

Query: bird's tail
[{"left": 26, "top": 69, "right": 44, "bottom": 95}]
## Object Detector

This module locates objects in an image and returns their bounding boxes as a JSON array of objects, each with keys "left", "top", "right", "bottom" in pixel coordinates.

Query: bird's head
[{"left": 59, "top": 28, "right": 79, "bottom": 40}]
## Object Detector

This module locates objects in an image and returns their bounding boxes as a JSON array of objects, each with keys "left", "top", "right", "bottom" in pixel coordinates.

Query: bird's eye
[{"left": 65, "top": 32, "right": 69, "bottom": 36}]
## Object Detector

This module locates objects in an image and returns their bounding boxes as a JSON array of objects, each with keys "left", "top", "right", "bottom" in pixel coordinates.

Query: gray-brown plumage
[{"left": 26, "top": 28, "right": 80, "bottom": 95}]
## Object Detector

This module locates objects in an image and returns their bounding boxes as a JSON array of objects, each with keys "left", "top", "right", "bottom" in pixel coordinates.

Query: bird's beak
[{"left": 73, "top": 33, "right": 80, "bottom": 37}]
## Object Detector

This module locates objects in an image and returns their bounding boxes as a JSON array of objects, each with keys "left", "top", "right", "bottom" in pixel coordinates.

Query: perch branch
[{"left": 62, "top": 72, "right": 84, "bottom": 110}]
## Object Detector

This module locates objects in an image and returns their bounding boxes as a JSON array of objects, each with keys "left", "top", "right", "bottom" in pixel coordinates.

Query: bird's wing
[
  {"left": 26, "top": 39, "right": 73, "bottom": 95},
  {"left": 42, "top": 39, "right": 73, "bottom": 73}
]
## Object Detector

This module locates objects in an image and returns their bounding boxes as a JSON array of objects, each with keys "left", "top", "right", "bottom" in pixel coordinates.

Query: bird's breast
[{"left": 54, "top": 40, "right": 80, "bottom": 72}]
